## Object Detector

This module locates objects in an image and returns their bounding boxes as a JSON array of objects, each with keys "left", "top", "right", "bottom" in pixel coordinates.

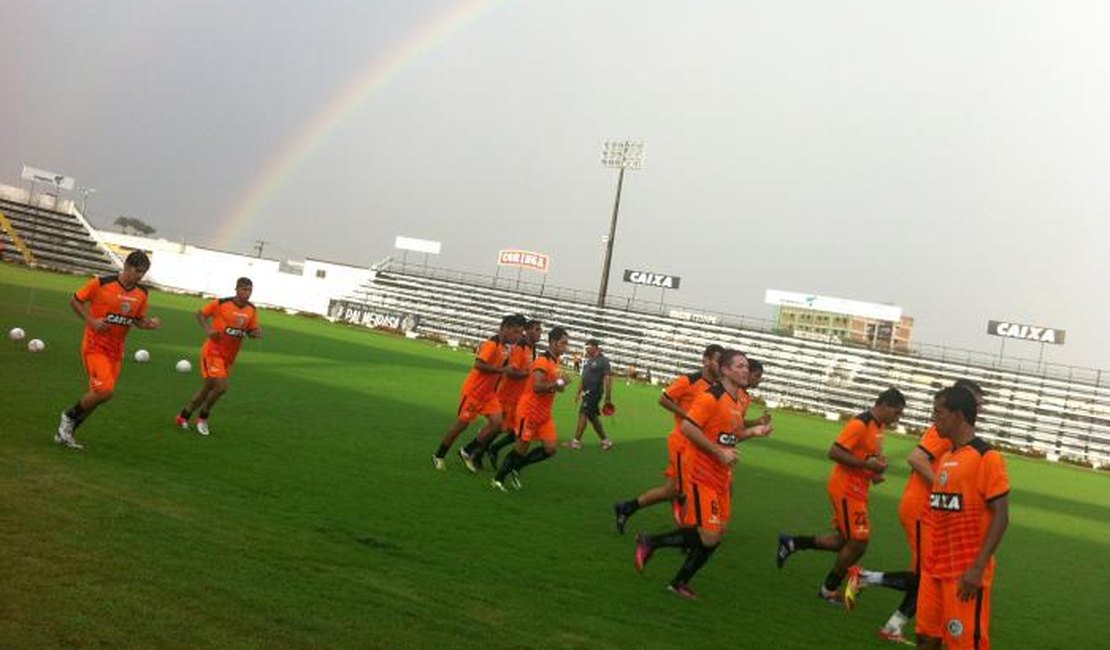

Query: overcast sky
[{"left": 3, "top": 1, "right": 1107, "bottom": 370}]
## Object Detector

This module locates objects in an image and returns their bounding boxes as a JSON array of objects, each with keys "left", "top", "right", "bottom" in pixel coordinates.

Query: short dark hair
[
  {"left": 501, "top": 314, "right": 527, "bottom": 328},
  {"left": 524, "top": 319, "right": 541, "bottom": 329},
  {"left": 748, "top": 359, "right": 764, "bottom": 374},
  {"left": 953, "top": 378, "right": 984, "bottom": 398},
  {"left": 875, "top": 388, "right": 906, "bottom": 408},
  {"left": 702, "top": 344, "right": 725, "bottom": 359},
  {"left": 936, "top": 386, "right": 978, "bottom": 424},
  {"left": 549, "top": 326, "right": 569, "bottom": 343},
  {"left": 586, "top": 339, "right": 601, "bottom": 347},
  {"left": 124, "top": 250, "right": 150, "bottom": 270},
  {"left": 236, "top": 276, "right": 253, "bottom": 288},
  {"left": 717, "top": 348, "right": 747, "bottom": 371}
]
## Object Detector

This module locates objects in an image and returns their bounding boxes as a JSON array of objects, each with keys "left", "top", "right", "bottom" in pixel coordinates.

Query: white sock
[
  {"left": 860, "top": 570, "right": 884, "bottom": 586},
  {"left": 884, "top": 610, "right": 909, "bottom": 632}
]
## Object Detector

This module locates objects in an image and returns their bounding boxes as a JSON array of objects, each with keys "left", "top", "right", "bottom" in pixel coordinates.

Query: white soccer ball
[
  {"left": 9, "top": 327, "right": 25, "bottom": 340},
  {"left": 134, "top": 349, "right": 151, "bottom": 363},
  {"left": 27, "top": 338, "right": 45, "bottom": 353},
  {"left": 555, "top": 378, "right": 566, "bottom": 388},
  {"left": 175, "top": 359, "right": 192, "bottom": 373}
]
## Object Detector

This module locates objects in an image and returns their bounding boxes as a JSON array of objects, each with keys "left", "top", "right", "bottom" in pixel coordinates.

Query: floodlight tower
[
  {"left": 78, "top": 186, "right": 97, "bottom": 215},
  {"left": 597, "top": 140, "right": 645, "bottom": 308}
]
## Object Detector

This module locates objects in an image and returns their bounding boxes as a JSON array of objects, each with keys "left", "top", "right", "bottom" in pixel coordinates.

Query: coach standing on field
[{"left": 568, "top": 339, "right": 615, "bottom": 450}]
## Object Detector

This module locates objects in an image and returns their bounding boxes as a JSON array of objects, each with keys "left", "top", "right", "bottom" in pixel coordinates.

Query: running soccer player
[
  {"left": 849, "top": 379, "right": 984, "bottom": 644},
  {"left": 433, "top": 314, "right": 525, "bottom": 471},
  {"left": 567, "top": 339, "right": 614, "bottom": 450},
  {"left": 915, "top": 386, "right": 1009, "bottom": 649},
  {"left": 776, "top": 388, "right": 906, "bottom": 607},
  {"left": 633, "top": 349, "right": 773, "bottom": 599},
  {"left": 175, "top": 277, "right": 262, "bottom": 436},
  {"left": 491, "top": 326, "right": 570, "bottom": 491},
  {"left": 57, "top": 251, "right": 162, "bottom": 449},
  {"left": 612, "top": 344, "right": 724, "bottom": 533},
  {"left": 485, "top": 319, "right": 542, "bottom": 467}
]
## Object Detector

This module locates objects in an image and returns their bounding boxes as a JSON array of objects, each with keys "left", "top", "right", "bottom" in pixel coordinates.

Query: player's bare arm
[
  {"left": 680, "top": 419, "right": 737, "bottom": 466},
  {"left": 196, "top": 311, "right": 218, "bottom": 339},
  {"left": 248, "top": 326, "right": 263, "bottom": 339},
  {"left": 828, "top": 443, "right": 887, "bottom": 473},
  {"left": 735, "top": 422, "right": 774, "bottom": 442},
  {"left": 135, "top": 315, "right": 162, "bottom": 329},
  {"left": 958, "top": 494, "right": 1010, "bottom": 601},
  {"left": 70, "top": 295, "right": 107, "bottom": 332},
  {"left": 658, "top": 393, "right": 689, "bottom": 420},
  {"left": 906, "top": 447, "right": 936, "bottom": 484},
  {"left": 473, "top": 359, "right": 507, "bottom": 374}
]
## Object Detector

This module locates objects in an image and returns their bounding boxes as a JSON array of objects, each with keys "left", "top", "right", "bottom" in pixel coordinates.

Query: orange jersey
[
  {"left": 662, "top": 371, "right": 715, "bottom": 451},
  {"left": 923, "top": 438, "right": 1010, "bottom": 582},
  {"left": 899, "top": 426, "right": 954, "bottom": 522},
  {"left": 75, "top": 274, "right": 149, "bottom": 358},
  {"left": 200, "top": 297, "right": 259, "bottom": 365},
  {"left": 517, "top": 352, "right": 561, "bottom": 424},
  {"left": 497, "top": 341, "right": 535, "bottom": 406},
  {"left": 686, "top": 384, "right": 748, "bottom": 493},
  {"left": 827, "top": 410, "right": 886, "bottom": 502},
  {"left": 460, "top": 336, "right": 512, "bottom": 400}
]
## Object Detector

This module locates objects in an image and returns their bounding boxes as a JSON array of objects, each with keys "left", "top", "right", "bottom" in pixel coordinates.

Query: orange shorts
[
  {"left": 457, "top": 393, "right": 501, "bottom": 424},
  {"left": 201, "top": 352, "right": 232, "bottom": 379},
  {"left": 681, "top": 481, "right": 730, "bottom": 533},
  {"left": 899, "top": 510, "right": 929, "bottom": 574},
  {"left": 83, "top": 352, "right": 122, "bottom": 393},
  {"left": 501, "top": 399, "right": 521, "bottom": 434},
  {"left": 916, "top": 574, "right": 992, "bottom": 649},
  {"left": 520, "top": 417, "right": 556, "bottom": 442},
  {"left": 830, "top": 492, "right": 871, "bottom": 541}
]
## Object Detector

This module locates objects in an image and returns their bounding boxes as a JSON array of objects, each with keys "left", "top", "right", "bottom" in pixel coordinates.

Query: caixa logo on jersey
[
  {"left": 716, "top": 433, "right": 738, "bottom": 447},
  {"left": 327, "top": 300, "right": 419, "bottom": 332},
  {"left": 986, "top": 320, "right": 1066, "bottom": 345},
  {"left": 105, "top": 313, "right": 136, "bottom": 326},
  {"left": 930, "top": 492, "right": 963, "bottom": 512},
  {"left": 622, "top": 269, "right": 681, "bottom": 289},
  {"left": 224, "top": 327, "right": 248, "bottom": 338}
]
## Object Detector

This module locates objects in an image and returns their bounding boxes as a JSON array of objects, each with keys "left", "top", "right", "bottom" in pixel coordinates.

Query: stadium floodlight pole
[
  {"left": 78, "top": 186, "right": 97, "bottom": 216},
  {"left": 597, "top": 140, "right": 645, "bottom": 308}
]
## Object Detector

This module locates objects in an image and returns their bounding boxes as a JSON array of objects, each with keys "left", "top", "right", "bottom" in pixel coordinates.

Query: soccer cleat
[
  {"left": 508, "top": 470, "right": 523, "bottom": 490},
  {"left": 776, "top": 533, "right": 794, "bottom": 569},
  {"left": 196, "top": 419, "right": 210, "bottom": 436},
  {"left": 432, "top": 455, "right": 447, "bottom": 471},
  {"left": 600, "top": 438, "right": 614, "bottom": 451},
  {"left": 458, "top": 448, "right": 478, "bottom": 473},
  {"left": 877, "top": 628, "right": 915, "bottom": 646},
  {"left": 613, "top": 503, "right": 629, "bottom": 534},
  {"left": 55, "top": 413, "right": 83, "bottom": 449},
  {"left": 566, "top": 439, "right": 583, "bottom": 450},
  {"left": 490, "top": 479, "right": 508, "bottom": 492},
  {"left": 175, "top": 415, "right": 189, "bottom": 430},
  {"left": 666, "top": 583, "right": 699, "bottom": 600},
  {"left": 844, "top": 566, "right": 863, "bottom": 610},
  {"left": 634, "top": 532, "right": 654, "bottom": 573},
  {"left": 818, "top": 586, "right": 845, "bottom": 607}
]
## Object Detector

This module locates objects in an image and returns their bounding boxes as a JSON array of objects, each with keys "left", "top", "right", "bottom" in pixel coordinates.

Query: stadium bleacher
[
  {"left": 335, "top": 261, "right": 1110, "bottom": 468},
  {"left": 0, "top": 197, "right": 121, "bottom": 275}
]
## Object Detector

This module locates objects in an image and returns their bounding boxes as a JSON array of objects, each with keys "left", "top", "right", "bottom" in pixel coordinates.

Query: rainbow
[{"left": 213, "top": 0, "right": 504, "bottom": 251}]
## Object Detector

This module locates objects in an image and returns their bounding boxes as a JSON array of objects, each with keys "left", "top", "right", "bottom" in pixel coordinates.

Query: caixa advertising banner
[
  {"left": 622, "top": 269, "right": 681, "bottom": 289},
  {"left": 328, "top": 300, "right": 419, "bottom": 332},
  {"left": 986, "top": 320, "right": 1065, "bottom": 345}
]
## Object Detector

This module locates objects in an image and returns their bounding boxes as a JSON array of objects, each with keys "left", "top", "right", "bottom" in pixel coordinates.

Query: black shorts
[{"left": 580, "top": 389, "right": 602, "bottom": 417}]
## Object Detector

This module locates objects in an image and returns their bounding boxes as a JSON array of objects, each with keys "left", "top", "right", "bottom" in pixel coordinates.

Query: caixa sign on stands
[
  {"left": 328, "top": 300, "right": 419, "bottom": 332},
  {"left": 623, "top": 269, "right": 681, "bottom": 289},
  {"left": 987, "top": 320, "right": 1065, "bottom": 345}
]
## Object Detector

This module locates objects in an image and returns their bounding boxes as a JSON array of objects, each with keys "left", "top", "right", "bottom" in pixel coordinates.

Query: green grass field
[{"left": 2, "top": 263, "right": 1107, "bottom": 649}]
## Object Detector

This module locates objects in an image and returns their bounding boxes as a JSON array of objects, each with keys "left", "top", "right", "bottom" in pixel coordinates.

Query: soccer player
[
  {"left": 849, "top": 379, "right": 985, "bottom": 644},
  {"left": 57, "top": 250, "right": 162, "bottom": 449},
  {"left": 775, "top": 387, "right": 906, "bottom": 607},
  {"left": 175, "top": 277, "right": 262, "bottom": 436},
  {"left": 915, "top": 386, "right": 1009, "bottom": 649},
  {"left": 612, "top": 344, "right": 724, "bottom": 533},
  {"left": 633, "top": 350, "right": 773, "bottom": 599},
  {"left": 433, "top": 314, "right": 525, "bottom": 471},
  {"left": 485, "top": 319, "right": 542, "bottom": 467},
  {"left": 567, "top": 339, "right": 614, "bottom": 450},
  {"left": 491, "top": 326, "right": 570, "bottom": 491}
]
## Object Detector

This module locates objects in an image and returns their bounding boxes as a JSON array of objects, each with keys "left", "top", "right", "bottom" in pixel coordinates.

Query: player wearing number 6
[
  {"left": 775, "top": 387, "right": 906, "bottom": 608},
  {"left": 176, "top": 277, "right": 262, "bottom": 436}
]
